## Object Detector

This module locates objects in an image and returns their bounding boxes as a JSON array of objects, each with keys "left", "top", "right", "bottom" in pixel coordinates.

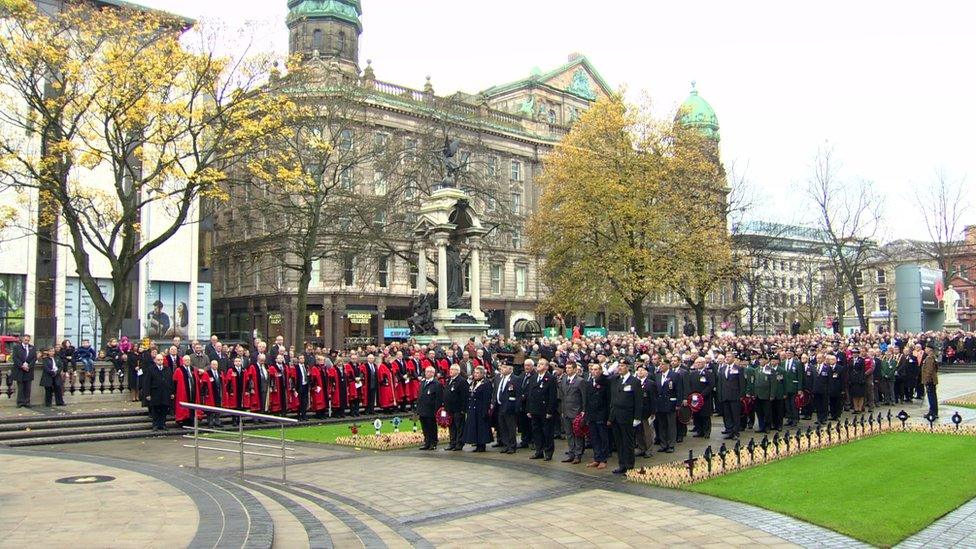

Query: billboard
[
  {"left": 919, "top": 268, "right": 942, "bottom": 311},
  {"left": 0, "top": 273, "right": 26, "bottom": 336},
  {"left": 146, "top": 281, "right": 190, "bottom": 339}
]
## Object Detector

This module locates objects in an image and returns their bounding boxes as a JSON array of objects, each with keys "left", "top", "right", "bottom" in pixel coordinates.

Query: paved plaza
[{"left": 1, "top": 374, "right": 975, "bottom": 548}]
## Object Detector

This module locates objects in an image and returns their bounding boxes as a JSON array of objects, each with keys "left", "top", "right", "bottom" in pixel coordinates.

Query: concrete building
[{"left": 0, "top": 0, "right": 209, "bottom": 348}]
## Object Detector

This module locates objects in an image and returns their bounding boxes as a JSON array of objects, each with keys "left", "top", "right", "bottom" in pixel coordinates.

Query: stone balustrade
[{"left": 0, "top": 361, "right": 129, "bottom": 407}]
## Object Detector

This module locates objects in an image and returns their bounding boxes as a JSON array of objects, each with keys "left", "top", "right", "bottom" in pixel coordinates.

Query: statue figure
[
  {"left": 944, "top": 285, "right": 960, "bottom": 325},
  {"left": 445, "top": 237, "right": 465, "bottom": 308},
  {"left": 440, "top": 136, "right": 462, "bottom": 188},
  {"left": 407, "top": 294, "right": 437, "bottom": 335}
]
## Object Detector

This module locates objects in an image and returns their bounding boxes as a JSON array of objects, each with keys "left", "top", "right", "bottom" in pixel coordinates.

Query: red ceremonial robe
[
  {"left": 267, "top": 364, "right": 285, "bottom": 413},
  {"left": 392, "top": 360, "right": 406, "bottom": 402},
  {"left": 357, "top": 363, "right": 371, "bottom": 403},
  {"left": 308, "top": 366, "right": 327, "bottom": 412},
  {"left": 172, "top": 365, "right": 199, "bottom": 423},
  {"left": 198, "top": 369, "right": 219, "bottom": 419},
  {"left": 435, "top": 358, "right": 450, "bottom": 384},
  {"left": 286, "top": 364, "right": 300, "bottom": 412},
  {"left": 327, "top": 366, "right": 343, "bottom": 408},
  {"left": 223, "top": 367, "right": 244, "bottom": 410},
  {"left": 243, "top": 364, "right": 261, "bottom": 412},
  {"left": 377, "top": 362, "right": 395, "bottom": 408},
  {"left": 406, "top": 358, "right": 421, "bottom": 402},
  {"left": 345, "top": 363, "right": 361, "bottom": 408}
]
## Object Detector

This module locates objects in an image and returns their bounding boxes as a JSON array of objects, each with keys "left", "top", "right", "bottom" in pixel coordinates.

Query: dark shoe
[
  {"left": 452, "top": 446, "right": 463, "bottom": 452},
  {"left": 612, "top": 467, "right": 628, "bottom": 475},
  {"left": 491, "top": 443, "right": 503, "bottom": 448},
  {"left": 561, "top": 457, "right": 574, "bottom": 463},
  {"left": 657, "top": 448, "right": 668, "bottom": 453},
  {"left": 418, "top": 445, "right": 430, "bottom": 451},
  {"left": 518, "top": 442, "right": 529, "bottom": 448},
  {"left": 665, "top": 448, "right": 675, "bottom": 453},
  {"left": 529, "top": 454, "right": 543, "bottom": 460},
  {"left": 572, "top": 458, "right": 581, "bottom": 464},
  {"left": 543, "top": 456, "right": 552, "bottom": 461},
  {"left": 505, "top": 449, "right": 516, "bottom": 454}
]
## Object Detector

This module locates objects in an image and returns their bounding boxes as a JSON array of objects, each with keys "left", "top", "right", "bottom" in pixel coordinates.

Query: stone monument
[
  {"left": 943, "top": 285, "right": 961, "bottom": 329},
  {"left": 410, "top": 140, "right": 490, "bottom": 344}
]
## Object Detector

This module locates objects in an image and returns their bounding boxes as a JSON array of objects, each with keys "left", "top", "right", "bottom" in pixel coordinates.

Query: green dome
[
  {"left": 678, "top": 82, "right": 720, "bottom": 141},
  {"left": 287, "top": 0, "right": 362, "bottom": 31}
]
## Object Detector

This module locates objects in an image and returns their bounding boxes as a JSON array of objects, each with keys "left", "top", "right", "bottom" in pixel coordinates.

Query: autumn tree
[
  {"left": 913, "top": 170, "right": 971, "bottom": 284},
  {"left": 0, "top": 0, "right": 290, "bottom": 344},
  {"left": 530, "top": 94, "right": 726, "bottom": 336},
  {"left": 805, "top": 146, "right": 881, "bottom": 331}
]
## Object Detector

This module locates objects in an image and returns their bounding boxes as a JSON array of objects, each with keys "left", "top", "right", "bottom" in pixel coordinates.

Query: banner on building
[
  {"left": 0, "top": 274, "right": 25, "bottom": 336},
  {"left": 146, "top": 281, "right": 190, "bottom": 339}
]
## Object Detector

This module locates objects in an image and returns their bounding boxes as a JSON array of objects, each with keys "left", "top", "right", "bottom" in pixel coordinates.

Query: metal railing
[{"left": 180, "top": 402, "right": 297, "bottom": 481}]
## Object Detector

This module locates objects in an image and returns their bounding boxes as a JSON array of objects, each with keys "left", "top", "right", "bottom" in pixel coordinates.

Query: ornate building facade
[{"left": 209, "top": 0, "right": 614, "bottom": 347}]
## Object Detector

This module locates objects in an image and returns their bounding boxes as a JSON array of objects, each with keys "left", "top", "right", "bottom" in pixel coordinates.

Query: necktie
[{"left": 497, "top": 376, "right": 505, "bottom": 404}]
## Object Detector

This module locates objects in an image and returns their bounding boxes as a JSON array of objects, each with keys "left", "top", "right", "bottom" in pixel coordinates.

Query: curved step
[{"left": 0, "top": 415, "right": 151, "bottom": 433}]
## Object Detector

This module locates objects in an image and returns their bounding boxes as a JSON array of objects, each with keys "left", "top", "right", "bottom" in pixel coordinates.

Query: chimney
[
  {"left": 568, "top": 52, "right": 583, "bottom": 62},
  {"left": 965, "top": 225, "right": 976, "bottom": 245}
]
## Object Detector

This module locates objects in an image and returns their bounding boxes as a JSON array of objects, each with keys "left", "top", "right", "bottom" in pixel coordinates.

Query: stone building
[{"left": 208, "top": 0, "right": 613, "bottom": 347}]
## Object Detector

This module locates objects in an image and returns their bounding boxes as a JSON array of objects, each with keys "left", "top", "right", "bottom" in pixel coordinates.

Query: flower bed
[
  {"left": 627, "top": 419, "right": 976, "bottom": 488},
  {"left": 334, "top": 427, "right": 451, "bottom": 451}
]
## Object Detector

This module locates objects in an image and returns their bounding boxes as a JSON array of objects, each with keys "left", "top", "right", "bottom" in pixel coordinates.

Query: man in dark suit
[
  {"left": 584, "top": 362, "right": 611, "bottom": 469},
  {"left": 416, "top": 366, "right": 444, "bottom": 450},
  {"left": 294, "top": 354, "right": 311, "bottom": 421},
  {"left": 655, "top": 358, "right": 685, "bottom": 453},
  {"left": 517, "top": 368, "right": 534, "bottom": 449},
  {"left": 144, "top": 354, "right": 175, "bottom": 431},
  {"left": 609, "top": 358, "right": 642, "bottom": 474},
  {"left": 717, "top": 356, "right": 747, "bottom": 439},
  {"left": 827, "top": 354, "right": 845, "bottom": 420},
  {"left": 492, "top": 363, "right": 520, "bottom": 453},
  {"left": 40, "top": 348, "right": 65, "bottom": 407},
  {"left": 444, "top": 364, "right": 470, "bottom": 451},
  {"left": 558, "top": 361, "right": 586, "bottom": 463},
  {"left": 11, "top": 334, "right": 37, "bottom": 408},
  {"left": 525, "top": 358, "right": 558, "bottom": 461},
  {"left": 204, "top": 335, "right": 220, "bottom": 362},
  {"left": 811, "top": 355, "right": 831, "bottom": 424}
]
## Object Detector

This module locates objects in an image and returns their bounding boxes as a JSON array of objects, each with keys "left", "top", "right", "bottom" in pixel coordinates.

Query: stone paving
[{"left": 0, "top": 373, "right": 974, "bottom": 548}]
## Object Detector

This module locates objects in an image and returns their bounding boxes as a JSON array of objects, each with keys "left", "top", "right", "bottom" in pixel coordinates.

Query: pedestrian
[
  {"left": 10, "top": 334, "right": 36, "bottom": 408},
  {"left": 492, "top": 363, "right": 520, "bottom": 453},
  {"left": 718, "top": 355, "right": 746, "bottom": 439},
  {"left": 559, "top": 361, "right": 586, "bottom": 464},
  {"left": 40, "top": 348, "right": 65, "bottom": 407},
  {"left": 526, "top": 358, "right": 557, "bottom": 461},
  {"left": 444, "top": 364, "right": 469, "bottom": 451},
  {"left": 144, "top": 353, "right": 174, "bottom": 431},
  {"left": 462, "top": 366, "right": 493, "bottom": 452},
  {"left": 921, "top": 345, "right": 939, "bottom": 419},
  {"left": 584, "top": 362, "right": 610, "bottom": 469},
  {"left": 608, "top": 358, "right": 642, "bottom": 474}
]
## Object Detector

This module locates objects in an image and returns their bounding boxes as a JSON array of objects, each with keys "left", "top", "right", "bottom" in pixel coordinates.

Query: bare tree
[
  {"left": 914, "top": 170, "right": 971, "bottom": 284},
  {"left": 806, "top": 146, "right": 882, "bottom": 331}
]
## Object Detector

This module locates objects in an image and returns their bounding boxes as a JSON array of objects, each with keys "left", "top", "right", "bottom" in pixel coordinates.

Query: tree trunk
[
  {"left": 693, "top": 302, "right": 706, "bottom": 337},
  {"left": 293, "top": 259, "right": 313, "bottom": 349},
  {"left": 628, "top": 299, "right": 647, "bottom": 336}
]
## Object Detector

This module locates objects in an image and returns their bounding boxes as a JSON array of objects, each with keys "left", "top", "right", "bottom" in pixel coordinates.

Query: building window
[
  {"left": 856, "top": 294, "right": 865, "bottom": 312},
  {"left": 490, "top": 264, "right": 502, "bottom": 295},
  {"left": 511, "top": 229, "right": 522, "bottom": 250},
  {"left": 340, "top": 168, "right": 353, "bottom": 190},
  {"left": 548, "top": 109, "right": 557, "bottom": 124},
  {"left": 253, "top": 257, "right": 261, "bottom": 288},
  {"left": 463, "top": 262, "right": 470, "bottom": 293},
  {"left": 312, "top": 29, "right": 323, "bottom": 52},
  {"left": 878, "top": 291, "right": 888, "bottom": 312},
  {"left": 336, "top": 32, "right": 346, "bottom": 54},
  {"left": 339, "top": 129, "right": 353, "bottom": 153},
  {"left": 487, "top": 156, "right": 498, "bottom": 177},
  {"left": 373, "top": 172, "right": 387, "bottom": 196},
  {"left": 275, "top": 264, "right": 283, "bottom": 288},
  {"left": 409, "top": 260, "right": 419, "bottom": 290},
  {"left": 372, "top": 132, "right": 388, "bottom": 153},
  {"left": 485, "top": 195, "right": 496, "bottom": 212},
  {"left": 404, "top": 137, "right": 417, "bottom": 163},
  {"left": 876, "top": 269, "right": 886, "bottom": 284},
  {"left": 515, "top": 265, "right": 527, "bottom": 297},
  {"left": 854, "top": 270, "right": 863, "bottom": 286},
  {"left": 236, "top": 258, "right": 245, "bottom": 289},
  {"left": 510, "top": 159, "right": 522, "bottom": 181},
  {"left": 343, "top": 254, "right": 355, "bottom": 286},
  {"left": 510, "top": 192, "right": 521, "bottom": 214},
  {"left": 378, "top": 256, "right": 389, "bottom": 288},
  {"left": 404, "top": 179, "right": 418, "bottom": 200},
  {"left": 373, "top": 209, "right": 387, "bottom": 226}
]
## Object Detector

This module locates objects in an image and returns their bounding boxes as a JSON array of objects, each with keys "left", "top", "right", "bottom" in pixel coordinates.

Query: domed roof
[
  {"left": 287, "top": 0, "right": 362, "bottom": 31},
  {"left": 677, "top": 82, "right": 720, "bottom": 141}
]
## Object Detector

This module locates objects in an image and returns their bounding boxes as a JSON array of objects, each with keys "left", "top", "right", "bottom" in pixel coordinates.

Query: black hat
[{"left": 851, "top": 348, "right": 860, "bottom": 353}]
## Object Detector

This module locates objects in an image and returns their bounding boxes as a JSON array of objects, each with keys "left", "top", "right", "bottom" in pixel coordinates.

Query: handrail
[{"left": 180, "top": 402, "right": 297, "bottom": 481}]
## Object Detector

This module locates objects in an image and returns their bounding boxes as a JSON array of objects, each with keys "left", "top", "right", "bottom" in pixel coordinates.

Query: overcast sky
[{"left": 139, "top": 0, "right": 975, "bottom": 241}]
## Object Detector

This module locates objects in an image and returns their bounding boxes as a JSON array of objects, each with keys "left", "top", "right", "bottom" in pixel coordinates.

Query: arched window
[
  {"left": 312, "top": 29, "right": 323, "bottom": 52},
  {"left": 337, "top": 32, "right": 346, "bottom": 54}
]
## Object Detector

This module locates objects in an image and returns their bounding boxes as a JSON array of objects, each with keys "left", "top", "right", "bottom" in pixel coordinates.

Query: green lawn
[
  {"left": 687, "top": 432, "right": 976, "bottom": 547},
  {"left": 243, "top": 420, "right": 422, "bottom": 444},
  {"left": 947, "top": 402, "right": 976, "bottom": 410}
]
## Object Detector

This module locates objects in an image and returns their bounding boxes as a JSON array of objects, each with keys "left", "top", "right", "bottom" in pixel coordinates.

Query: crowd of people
[{"left": 6, "top": 328, "right": 967, "bottom": 475}]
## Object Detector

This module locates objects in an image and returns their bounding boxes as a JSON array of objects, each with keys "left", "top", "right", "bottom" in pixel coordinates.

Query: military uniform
[
  {"left": 717, "top": 360, "right": 746, "bottom": 439},
  {"left": 687, "top": 366, "right": 714, "bottom": 438}
]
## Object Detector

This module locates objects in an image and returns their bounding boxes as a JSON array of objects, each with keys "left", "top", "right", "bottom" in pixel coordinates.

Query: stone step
[
  {"left": 0, "top": 408, "right": 147, "bottom": 425},
  {"left": 0, "top": 415, "right": 151, "bottom": 433},
  {"left": 3, "top": 427, "right": 167, "bottom": 447},
  {"left": 0, "top": 420, "right": 162, "bottom": 441}
]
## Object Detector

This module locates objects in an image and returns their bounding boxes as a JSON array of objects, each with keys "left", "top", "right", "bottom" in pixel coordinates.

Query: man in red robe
[
  {"left": 377, "top": 357, "right": 396, "bottom": 410},
  {"left": 286, "top": 358, "right": 300, "bottom": 414},
  {"left": 309, "top": 355, "right": 328, "bottom": 418},
  {"left": 244, "top": 354, "right": 270, "bottom": 415},
  {"left": 406, "top": 353, "right": 422, "bottom": 409},
  {"left": 434, "top": 350, "right": 450, "bottom": 385},
  {"left": 223, "top": 357, "right": 246, "bottom": 426},
  {"left": 392, "top": 351, "right": 406, "bottom": 409},
  {"left": 198, "top": 359, "right": 223, "bottom": 428},
  {"left": 344, "top": 354, "right": 361, "bottom": 417},
  {"left": 172, "top": 355, "right": 199, "bottom": 427},
  {"left": 326, "top": 357, "right": 346, "bottom": 417},
  {"left": 268, "top": 356, "right": 286, "bottom": 415}
]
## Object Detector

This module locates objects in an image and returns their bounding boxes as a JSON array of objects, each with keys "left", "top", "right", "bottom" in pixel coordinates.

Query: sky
[{"left": 138, "top": 0, "right": 976, "bottom": 241}]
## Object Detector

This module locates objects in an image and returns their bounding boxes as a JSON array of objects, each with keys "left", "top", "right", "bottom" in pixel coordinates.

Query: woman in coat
[
  {"left": 126, "top": 345, "right": 143, "bottom": 402},
  {"left": 462, "top": 366, "right": 493, "bottom": 452}
]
